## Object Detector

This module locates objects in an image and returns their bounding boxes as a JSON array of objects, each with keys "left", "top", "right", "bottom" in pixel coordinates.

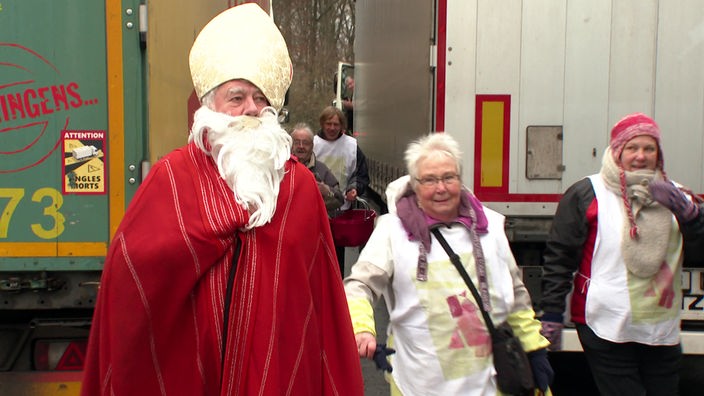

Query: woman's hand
[
  {"left": 649, "top": 180, "right": 700, "bottom": 222},
  {"left": 357, "top": 332, "right": 396, "bottom": 372},
  {"left": 345, "top": 188, "right": 358, "bottom": 202},
  {"left": 355, "top": 332, "right": 377, "bottom": 359}
]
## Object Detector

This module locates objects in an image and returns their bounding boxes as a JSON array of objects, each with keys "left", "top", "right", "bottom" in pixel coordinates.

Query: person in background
[
  {"left": 344, "top": 133, "right": 553, "bottom": 395},
  {"left": 540, "top": 113, "right": 704, "bottom": 396},
  {"left": 342, "top": 75, "right": 355, "bottom": 134},
  {"left": 81, "top": 4, "right": 364, "bottom": 395},
  {"left": 314, "top": 106, "right": 370, "bottom": 274},
  {"left": 290, "top": 122, "right": 344, "bottom": 216},
  {"left": 314, "top": 106, "right": 369, "bottom": 206}
]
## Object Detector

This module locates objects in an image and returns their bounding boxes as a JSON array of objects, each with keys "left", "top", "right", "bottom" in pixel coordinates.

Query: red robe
[{"left": 81, "top": 142, "right": 364, "bottom": 395}]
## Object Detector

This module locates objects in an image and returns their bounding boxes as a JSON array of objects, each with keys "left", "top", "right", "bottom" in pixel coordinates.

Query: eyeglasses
[
  {"left": 415, "top": 174, "right": 460, "bottom": 187},
  {"left": 292, "top": 139, "right": 312, "bottom": 146}
]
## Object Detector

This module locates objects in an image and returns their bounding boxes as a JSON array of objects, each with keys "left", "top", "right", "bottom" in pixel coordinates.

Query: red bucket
[{"left": 330, "top": 201, "right": 377, "bottom": 247}]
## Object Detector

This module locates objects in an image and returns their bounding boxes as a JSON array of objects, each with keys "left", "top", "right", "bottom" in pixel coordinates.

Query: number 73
[{"left": 0, "top": 188, "right": 66, "bottom": 239}]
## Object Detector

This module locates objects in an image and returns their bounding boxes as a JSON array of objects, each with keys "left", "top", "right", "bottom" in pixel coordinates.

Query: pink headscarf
[
  {"left": 609, "top": 113, "right": 665, "bottom": 239},
  {"left": 610, "top": 112, "right": 663, "bottom": 170}
]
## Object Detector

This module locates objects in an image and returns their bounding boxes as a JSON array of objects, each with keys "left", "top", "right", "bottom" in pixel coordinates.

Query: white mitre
[{"left": 189, "top": 3, "right": 292, "bottom": 111}]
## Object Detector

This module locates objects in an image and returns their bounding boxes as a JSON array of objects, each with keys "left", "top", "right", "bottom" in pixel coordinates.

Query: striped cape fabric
[{"left": 81, "top": 142, "right": 364, "bottom": 396}]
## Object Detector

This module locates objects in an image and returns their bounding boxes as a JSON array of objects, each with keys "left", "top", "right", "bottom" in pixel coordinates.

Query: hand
[
  {"left": 540, "top": 315, "right": 564, "bottom": 352},
  {"left": 345, "top": 188, "right": 358, "bottom": 202},
  {"left": 649, "top": 180, "right": 700, "bottom": 222},
  {"left": 528, "top": 348, "right": 554, "bottom": 391},
  {"left": 355, "top": 332, "right": 377, "bottom": 359},
  {"left": 373, "top": 344, "right": 396, "bottom": 373},
  {"left": 317, "top": 182, "right": 332, "bottom": 198}
]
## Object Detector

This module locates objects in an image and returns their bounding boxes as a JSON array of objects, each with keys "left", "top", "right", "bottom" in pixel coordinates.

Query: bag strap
[{"left": 430, "top": 228, "right": 497, "bottom": 335}]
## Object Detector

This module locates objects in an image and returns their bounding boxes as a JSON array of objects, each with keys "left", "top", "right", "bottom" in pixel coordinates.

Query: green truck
[{"left": 0, "top": 0, "right": 241, "bottom": 393}]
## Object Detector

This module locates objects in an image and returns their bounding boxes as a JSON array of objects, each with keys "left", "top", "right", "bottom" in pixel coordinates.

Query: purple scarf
[
  {"left": 396, "top": 186, "right": 492, "bottom": 311},
  {"left": 396, "top": 187, "right": 488, "bottom": 252}
]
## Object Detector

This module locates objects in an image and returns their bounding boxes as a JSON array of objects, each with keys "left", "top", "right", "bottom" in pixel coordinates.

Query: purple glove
[
  {"left": 649, "top": 180, "right": 700, "bottom": 223},
  {"left": 540, "top": 313, "right": 564, "bottom": 351}
]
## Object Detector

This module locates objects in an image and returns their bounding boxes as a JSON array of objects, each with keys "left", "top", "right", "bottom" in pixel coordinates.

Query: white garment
[
  {"left": 313, "top": 134, "right": 357, "bottom": 210},
  {"left": 358, "top": 210, "right": 519, "bottom": 396},
  {"left": 586, "top": 175, "right": 682, "bottom": 345}
]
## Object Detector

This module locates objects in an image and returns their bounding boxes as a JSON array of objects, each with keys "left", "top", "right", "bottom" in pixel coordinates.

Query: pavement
[{"left": 343, "top": 247, "right": 391, "bottom": 395}]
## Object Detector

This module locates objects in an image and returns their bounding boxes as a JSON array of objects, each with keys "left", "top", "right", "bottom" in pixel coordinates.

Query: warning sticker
[{"left": 62, "top": 130, "right": 107, "bottom": 195}]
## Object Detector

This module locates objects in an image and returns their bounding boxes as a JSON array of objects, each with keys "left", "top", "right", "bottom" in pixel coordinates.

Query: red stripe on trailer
[
  {"left": 475, "top": 192, "right": 562, "bottom": 203},
  {"left": 435, "top": 0, "right": 447, "bottom": 132}
]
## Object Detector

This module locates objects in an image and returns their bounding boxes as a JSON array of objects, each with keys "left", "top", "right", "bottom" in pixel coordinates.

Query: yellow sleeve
[
  {"left": 344, "top": 261, "right": 390, "bottom": 336},
  {"left": 507, "top": 308, "right": 550, "bottom": 352},
  {"left": 347, "top": 296, "right": 376, "bottom": 336}
]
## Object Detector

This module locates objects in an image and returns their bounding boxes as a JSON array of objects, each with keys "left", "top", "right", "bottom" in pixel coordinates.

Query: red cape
[{"left": 81, "top": 142, "right": 364, "bottom": 395}]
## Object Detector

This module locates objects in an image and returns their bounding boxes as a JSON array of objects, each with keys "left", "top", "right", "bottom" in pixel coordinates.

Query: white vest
[
  {"left": 313, "top": 134, "right": 357, "bottom": 189},
  {"left": 360, "top": 211, "right": 518, "bottom": 395},
  {"left": 586, "top": 175, "right": 682, "bottom": 345}
]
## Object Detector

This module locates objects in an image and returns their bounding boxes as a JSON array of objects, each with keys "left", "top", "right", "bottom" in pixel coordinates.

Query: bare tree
[{"left": 274, "top": 0, "right": 355, "bottom": 130}]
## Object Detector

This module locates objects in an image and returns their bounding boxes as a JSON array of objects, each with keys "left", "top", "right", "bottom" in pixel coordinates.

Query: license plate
[{"left": 681, "top": 268, "right": 704, "bottom": 320}]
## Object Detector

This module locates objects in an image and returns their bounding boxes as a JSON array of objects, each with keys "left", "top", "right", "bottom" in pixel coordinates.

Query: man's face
[
  {"left": 322, "top": 115, "right": 342, "bottom": 140},
  {"left": 212, "top": 80, "right": 269, "bottom": 116},
  {"left": 290, "top": 129, "right": 313, "bottom": 163}
]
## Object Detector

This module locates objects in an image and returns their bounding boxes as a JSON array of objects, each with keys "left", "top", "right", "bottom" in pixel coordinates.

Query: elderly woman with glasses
[{"left": 344, "top": 133, "right": 552, "bottom": 395}]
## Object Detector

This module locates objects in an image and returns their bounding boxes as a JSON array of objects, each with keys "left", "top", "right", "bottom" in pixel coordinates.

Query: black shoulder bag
[{"left": 431, "top": 228, "right": 534, "bottom": 396}]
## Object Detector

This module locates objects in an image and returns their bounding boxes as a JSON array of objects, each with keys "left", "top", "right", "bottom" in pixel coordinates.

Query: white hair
[
  {"left": 290, "top": 122, "right": 314, "bottom": 139},
  {"left": 190, "top": 106, "right": 292, "bottom": 229},
  {"left": 404, "top": 133, "right": 462, "bottom": 187}
]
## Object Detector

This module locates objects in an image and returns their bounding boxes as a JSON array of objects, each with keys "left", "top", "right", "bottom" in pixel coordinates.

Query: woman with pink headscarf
[{"left": 540, "top": 113, "right": 704, "bottom": 396}]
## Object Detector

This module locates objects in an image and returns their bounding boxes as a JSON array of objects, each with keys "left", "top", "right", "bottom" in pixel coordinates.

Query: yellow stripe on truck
[
  {"left": 0, "top": 242, "right": 107, "bottom": 257},
  {"left": 480, "top": 101, "right": 505, "bottom": 188},
  {"left": 0, "top": 372, "right": 82, "bottom": 396},
  {"left": 106, "top": 0, "right": 126, "bottom": 239},
  {"left": 1, "top": 382, "right": 81, "bottom": 396}
]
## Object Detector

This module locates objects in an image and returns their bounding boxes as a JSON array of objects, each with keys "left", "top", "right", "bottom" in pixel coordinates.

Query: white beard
[{"left": 189, "top": 106, "right": 292, "bottom": 229}]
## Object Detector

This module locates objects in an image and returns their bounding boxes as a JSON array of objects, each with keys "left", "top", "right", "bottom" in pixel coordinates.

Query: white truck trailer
[{"left": 349, "top": 0, "right": 704, "bottom": 393}]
